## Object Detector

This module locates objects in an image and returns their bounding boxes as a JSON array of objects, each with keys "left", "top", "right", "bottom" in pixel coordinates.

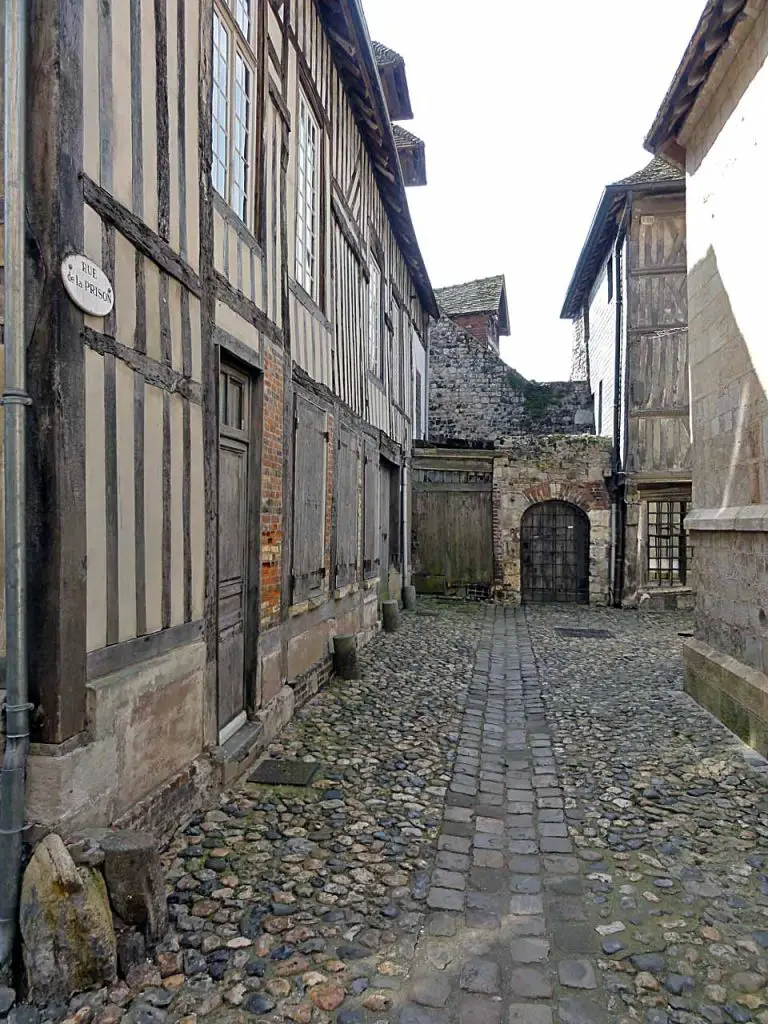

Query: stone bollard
[
  {"left": 381, "top": 600, "right": 400, "bottom": 633},
  {"left": 332, "top": 634, "right": 360, "bottom": 680},
  {"left": 402, "top": 585, "right": 416, "bottom": 611}
]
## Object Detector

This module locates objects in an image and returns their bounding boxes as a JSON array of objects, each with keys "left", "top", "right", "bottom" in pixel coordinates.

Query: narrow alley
[{"left": 53, "top": 603, "right": 768, "bottom": 1024}]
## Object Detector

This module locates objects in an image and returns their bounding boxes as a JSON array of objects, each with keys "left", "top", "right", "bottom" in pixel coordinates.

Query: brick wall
[
  {"left": 679, "top": 1, "right": 768, "bottom": 672},
  {"left": 428, "top": 315, "right": 594, "bottom": 443},
  {"left": 261, "top": 339, "right": 285, "bottom": 629},
  {"left": 452, "top": 311, "right": 497, "bottom": 352}
]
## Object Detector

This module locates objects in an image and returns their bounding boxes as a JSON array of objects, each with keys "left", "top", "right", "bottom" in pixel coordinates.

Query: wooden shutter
[
  {"left": 363, "top": 440, "right": 380, "bottom": 578},
  {"left": 334, "top": 427, "right": 360, "bottom": 588},
  {"left": 292, "top": 396, "right": 328, "bottom": 601}
]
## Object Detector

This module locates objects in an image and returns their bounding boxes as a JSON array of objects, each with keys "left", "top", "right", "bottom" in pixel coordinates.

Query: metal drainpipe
[
  {"left": 0, "top": 0, "right": 31, "bottom": 980},
  {"left": 609, "top": 194, "right": 632, "bottom": 607}
]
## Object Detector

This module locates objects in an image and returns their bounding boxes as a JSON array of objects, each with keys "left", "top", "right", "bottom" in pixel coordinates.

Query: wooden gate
[
  {"left": 411, "top": 454, "right": 493, "bottom": 596},
  {"left": 521, "top": 500, "right": 589, "bottom": 604}
]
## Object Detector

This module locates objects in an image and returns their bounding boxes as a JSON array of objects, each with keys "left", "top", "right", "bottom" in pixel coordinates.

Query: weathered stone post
[
  {"left": 332, "top": 635, "right": 360, "bottom": 679},
  {"left": 402, "top": 585, "right": 416, "bottom": 611},
  {"left": 381, "top": 600, "right": 400, "bottom": 633}
]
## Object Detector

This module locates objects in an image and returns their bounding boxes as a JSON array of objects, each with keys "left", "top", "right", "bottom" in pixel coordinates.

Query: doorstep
[{"left": 211, "top": 719, "right": 266, "bottom": 787}]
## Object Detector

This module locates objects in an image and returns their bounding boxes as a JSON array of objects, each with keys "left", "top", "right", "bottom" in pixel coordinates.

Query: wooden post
[
  {"left": 402, "top": 585, "right": 416, "bottom": 611},
  {"left": 381, "top": 600, "right": 400, "bottom": 633},
  {"left": 332, "top": 634, "right": 359, "bottom": 680}
]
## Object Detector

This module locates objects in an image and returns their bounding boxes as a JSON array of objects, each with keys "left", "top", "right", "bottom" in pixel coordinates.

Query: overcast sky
[{"left": 362, "top": 0, "right": 704, "bottom": 382}]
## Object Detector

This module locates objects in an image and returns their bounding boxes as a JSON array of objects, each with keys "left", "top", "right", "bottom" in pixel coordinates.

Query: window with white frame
[
  {"left": 392, "top": 302, "right": 401, "bottom": 404},
  {"left": 368, "top": 257, "right": 382, "bottom": 377},
  {"left": 212, "top": 1, "right": 256, "bottom": 226},
  {"left": 399, "top": 308, "right": 408, "bottom": 406},
  {"left": 295, "top": 93, "right": 321, "bottom": 298}
]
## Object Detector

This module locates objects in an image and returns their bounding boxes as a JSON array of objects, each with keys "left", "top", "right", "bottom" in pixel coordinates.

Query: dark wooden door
[
  {"left": 217, "top": 364, "right": 251, "bottom": 741},
  {"left": 521, "top": 501, "right": 589, "bottom": 604},
  {"left": 379, "top": 461, "right": 390, "bottom": 601}
]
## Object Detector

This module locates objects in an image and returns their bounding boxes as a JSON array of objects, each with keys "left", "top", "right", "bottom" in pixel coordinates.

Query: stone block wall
[
  {"left": 493, "top": 435, "right": 612, "bottom": 603},
  {"left": 676, "top": 0, "right": 768, "bottom": 680},
  {"left": 428, "top": 316, "right": 594, "bottom": 443}
]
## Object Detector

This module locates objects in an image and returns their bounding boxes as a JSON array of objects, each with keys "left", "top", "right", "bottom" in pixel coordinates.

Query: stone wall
[
  {"left": 570, "top": 311, "right": 588, "bottom": 383},
  {"left": 412, "top": 436, "right": 612, "bottom": 604},
  {"left": 675, "top": 2, "right": 768, "bottom": 731},
  {"left": 428, "top": 316, "right": 594, "bottom": 443},
  {"left": 493, "top": 435, "right": 612, "bottom": 604}
]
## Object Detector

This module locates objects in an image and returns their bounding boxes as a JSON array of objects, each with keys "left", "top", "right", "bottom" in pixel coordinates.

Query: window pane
[
  {"left": 234, "top": 0, "right": 250, "bottom": 39},
  {"left": 212, "top": 13, "right": 229, "bottom": 197},
  {"left": 368, "top": 259, "right": 381, "bottom": 376},
  {"left": 232, "top": 52, "right": 251, "bottom": 222},
  {"left": 219, "top": 371, "right": 228, "bottom": 425},
  {"left": 228, "top": 379, "right": 244, "bottom": 430},
  {"left": 295, "top": 95, "right": 320, "bottom": 298}
]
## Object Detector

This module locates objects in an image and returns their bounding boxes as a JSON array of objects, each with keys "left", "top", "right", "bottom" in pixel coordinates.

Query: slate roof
[
  {"left": 560, "top": 158, "right": 684, "bottom": 320},
  {"left": 435, "top": 275, "right": 510, "bottom": 334},
  {"left": 616, "top": 156, "right": 684, "bottom": 187},
  {"left": 392, "top": 124, "right": 423, "bottom": 150},
  {"left": 645, "top": 0, "right": 750, "bottom": 159},
  {"left": 372, "top": 41, "right": 404, "bottom": 66}
]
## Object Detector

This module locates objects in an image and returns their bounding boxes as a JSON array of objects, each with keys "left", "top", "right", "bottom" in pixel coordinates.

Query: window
[
  {"left": 647, "top": 501, "right": 689, "bottom": 586},
  {"left": 403, "top": 309, "right": 409, "bottom": 405},
  {"left": 597, "top": 380, "right": 603, "bottom": 434},
  {"left": 392, "top": 304, "right": 401, "bottom": 406},
  {"left": 607, "top": 255, "right": 614, "bottom": 303},
  {"left": 368, "top": 256, "right": 382, "bottom": 377},
  {"left": 212, "top": 1, "right": 256, "bottom": 226},
  {"left": 295, "top": 93, "right": 320, "bottom": 298},
  {"left": 415, "top": 369, "right": 422, "bottom": 438}
]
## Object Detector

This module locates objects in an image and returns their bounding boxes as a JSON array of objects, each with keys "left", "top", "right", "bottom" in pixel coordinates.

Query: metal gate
[{"left": 521, "top": 500, "right": 589, "bottom": 604}]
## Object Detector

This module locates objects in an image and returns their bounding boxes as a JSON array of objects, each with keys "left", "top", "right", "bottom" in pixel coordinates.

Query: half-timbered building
[
  {"left": 561, "top": 157, "right": 693, "bottom": 608},
  {"left": 3, "top": 0, "right": 435, "bottom": 836}
]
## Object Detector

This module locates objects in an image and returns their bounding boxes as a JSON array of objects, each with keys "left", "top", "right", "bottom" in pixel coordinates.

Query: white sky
[{"left": 361, "top": 0, "right": 704, "bottom": 382}]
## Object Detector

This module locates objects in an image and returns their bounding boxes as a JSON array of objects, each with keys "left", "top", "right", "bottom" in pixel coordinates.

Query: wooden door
[
  {"left": 521, "top": 501, "right": 589, "bottom": 604},
  {"left": 218, "top": 363, "right": 251, "bottom": 742},
  {"left": 379, "top": 461, "right": 390, "bottom": 601}
]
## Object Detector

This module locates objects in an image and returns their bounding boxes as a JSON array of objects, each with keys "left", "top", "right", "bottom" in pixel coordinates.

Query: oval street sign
[{"left": 61, "top": 254, "right": 114, "bottom": 318}]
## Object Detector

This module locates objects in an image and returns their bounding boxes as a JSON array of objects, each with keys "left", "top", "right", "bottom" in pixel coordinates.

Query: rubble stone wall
[{"left": 428, "top": 316, "right": 593, "bottom": 444}]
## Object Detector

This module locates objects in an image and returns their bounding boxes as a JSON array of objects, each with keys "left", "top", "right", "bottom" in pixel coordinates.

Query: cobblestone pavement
[{"left": 46, "top": 601, "right": 768, "bottom": 1024}]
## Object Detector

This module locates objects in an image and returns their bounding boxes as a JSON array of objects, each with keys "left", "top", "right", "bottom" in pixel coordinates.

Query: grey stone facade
[{"left": 428, "top": 316, "right": 594, "bottom": 443}]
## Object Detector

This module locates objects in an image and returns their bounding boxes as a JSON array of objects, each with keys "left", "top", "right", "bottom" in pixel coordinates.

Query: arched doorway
[{"left": 521, "top": 501, "right": 590, "bottom": 604}]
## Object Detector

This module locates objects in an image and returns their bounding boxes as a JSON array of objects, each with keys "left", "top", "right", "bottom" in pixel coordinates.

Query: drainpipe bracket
[{"left": 0, "top": 390, "right": 32, "bottom": 406}]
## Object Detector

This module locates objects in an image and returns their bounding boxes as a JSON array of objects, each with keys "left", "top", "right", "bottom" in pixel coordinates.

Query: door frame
[{"left": 216, "top": 343, "right": 263, "bottom": 740}]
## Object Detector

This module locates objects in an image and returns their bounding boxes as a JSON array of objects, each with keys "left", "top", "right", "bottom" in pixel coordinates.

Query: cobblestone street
[{"left": 65, "top": 601, "right": 768, "bottom": 1024}]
